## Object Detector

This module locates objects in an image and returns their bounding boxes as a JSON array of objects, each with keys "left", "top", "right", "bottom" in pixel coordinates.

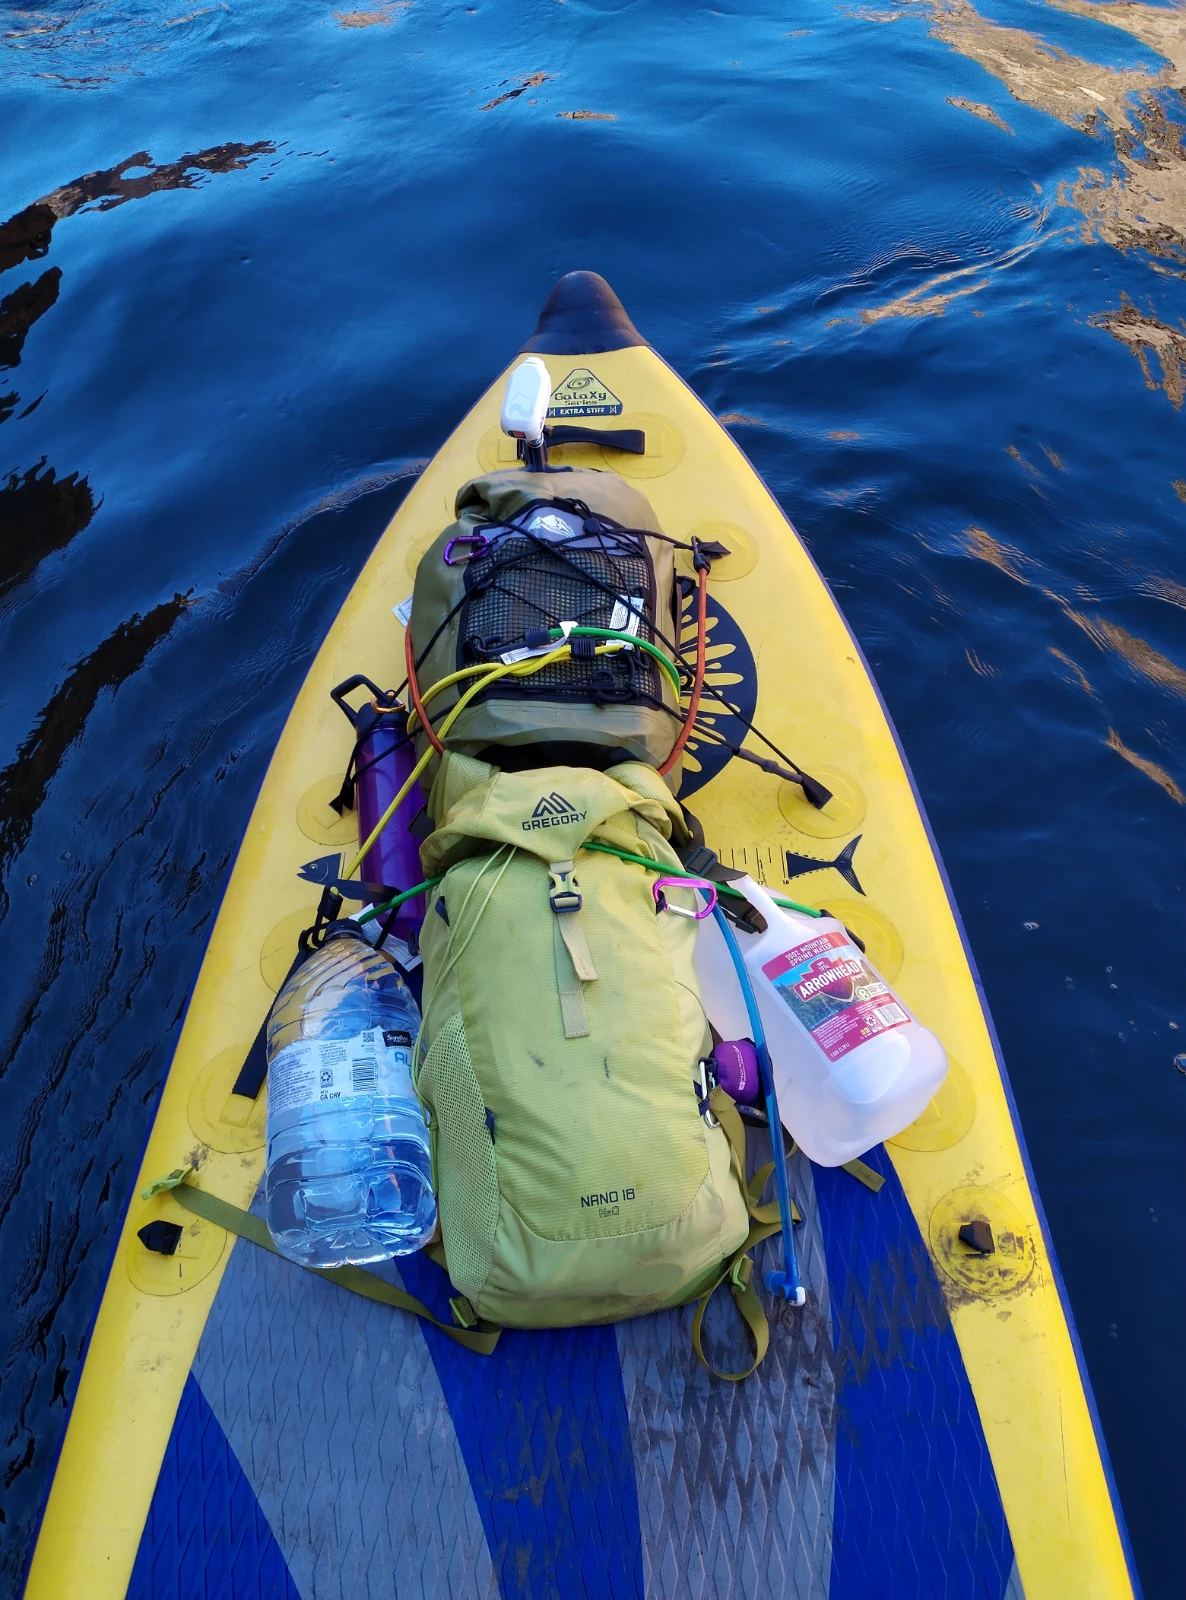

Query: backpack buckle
[
  {"left": 449, "top": 1295, "right": 478, "bottom": 1329},
  {"left": 548, "top": 862, "right": 582, "bottom": 913},
  {"left": 730, "top": 1254, "right": 753, "bottom": 1291}
]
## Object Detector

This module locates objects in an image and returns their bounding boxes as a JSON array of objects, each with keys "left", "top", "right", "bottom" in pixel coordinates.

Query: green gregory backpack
[
  {"left": 408, "top": 466, "right": 684, "bottom": 780},
  {"left": 414, "top": 754, "right": 756, "bottom": 1335}
]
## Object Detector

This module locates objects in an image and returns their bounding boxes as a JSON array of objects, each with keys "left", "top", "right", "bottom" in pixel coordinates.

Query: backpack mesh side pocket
[{"left": 420, "top": 1013, "right": 500, "bottom": 1300}]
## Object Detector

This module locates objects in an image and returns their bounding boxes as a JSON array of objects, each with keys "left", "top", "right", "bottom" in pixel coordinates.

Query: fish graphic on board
[
  {"left": 783, "top": 835, "right": 865, "bottom": 896},
  {"left": 297, "top": 852, "right": 387, "bottom": 901}
]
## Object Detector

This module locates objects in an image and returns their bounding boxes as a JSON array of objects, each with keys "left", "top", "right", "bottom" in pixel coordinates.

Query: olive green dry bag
[{"left": 408, "top": 467, "right": 683, "bottom": 781}]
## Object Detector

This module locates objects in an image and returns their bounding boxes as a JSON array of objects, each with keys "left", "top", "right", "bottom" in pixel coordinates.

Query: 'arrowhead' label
[{"left": 547, "top": 368, "right": 623, "bottom": 417}]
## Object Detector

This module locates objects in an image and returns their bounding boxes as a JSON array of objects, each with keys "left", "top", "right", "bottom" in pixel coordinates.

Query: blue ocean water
[{"left": 0, "top": 0, "right": 1182, "bottom": 1591}]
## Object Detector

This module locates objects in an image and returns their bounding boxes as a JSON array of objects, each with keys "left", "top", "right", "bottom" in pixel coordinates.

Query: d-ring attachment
[
  {"left": 653, "top": 876, "right": 718, "bottom": 919},
  {"left": 443, "top": 533, "right": 490, "bottom": 566}
]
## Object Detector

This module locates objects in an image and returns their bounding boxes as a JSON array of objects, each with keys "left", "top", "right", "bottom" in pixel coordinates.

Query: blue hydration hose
[{"left": 712, "top": 905, "right": 807, "bottom": 1306}]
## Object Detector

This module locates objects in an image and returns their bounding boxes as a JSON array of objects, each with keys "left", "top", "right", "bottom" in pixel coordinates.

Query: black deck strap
[
  {"left": 408, "top": 805, "right": 435, "bottom": 843},
  {"left": 230, "top": 997, "right": 285, "bottom": 1101},
  {"left": 543, "top": 424, "right": 646, "bottom": 455},
  {"left": 678, "top": 843, "right": 718, "bottom": 877},
  {"left": 229, "top": 902, "right": 333, "bottom": 1100}
]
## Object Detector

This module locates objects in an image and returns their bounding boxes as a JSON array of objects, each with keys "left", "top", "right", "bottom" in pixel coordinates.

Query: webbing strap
[
  {"left": 690, "top": 1088, "right": 807, "bottom": 1380},
  {"left": 709, "top": 1086, "right": 802, "bottom": 1223},
  {"left": 547, "top": 861, "right": 598, "bottom": 980},
  {"left": 170, "top": 1182, "right": 502, "bottom": 1355},
  {"left": 231, "top": 946, "right": 308, "bottom": 1100},
  {"left": 746, "top": 1163, "right": 802, "bottom": 1227},
  {"left": 552, "top": 918, "right": 591, "bottom": 1038},
  {"left": 691, "top": 1215, "right": 783, "bottom": 1382},
  {"left": 841, "top": 1157, "right": 885, "bottom": 1192},
  {"left": 557, "top": 910, "right": 597, "bottom": 981}
]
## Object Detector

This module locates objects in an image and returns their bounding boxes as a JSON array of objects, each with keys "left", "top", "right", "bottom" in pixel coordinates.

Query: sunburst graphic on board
[{"left": 674, "top": 587, "right": 758, "bottom": 798}]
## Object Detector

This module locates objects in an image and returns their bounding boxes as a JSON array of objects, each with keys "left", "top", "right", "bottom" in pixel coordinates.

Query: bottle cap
[{"left": 712, "top": 1038, "right": 760, "bottom": 1106}]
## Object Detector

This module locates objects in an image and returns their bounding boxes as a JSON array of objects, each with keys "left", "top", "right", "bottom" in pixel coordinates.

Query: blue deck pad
[
  {"left": 812, "top": 1146, "right": 1015, "bottom": 1599},
  {"left": 188, "top": 1193, "right": 501, "bottom": 1600},
  {"left": 128, "top": 1373, "right": 300, "bottom": 1600},
  {"left": 616, "top": 1143, "right": 838, "bottom": 1600},
  {"left": 397, "top": 1251, "right": 646, "bottom": 1600}
]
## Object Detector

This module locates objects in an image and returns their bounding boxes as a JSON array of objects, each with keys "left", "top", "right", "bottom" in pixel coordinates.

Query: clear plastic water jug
[
  {"left": 694, "top": 877, "right": 947, "bottom": 1165},
  {"left": 264, "top": 923, "right": 436, "bottom": 1267}
]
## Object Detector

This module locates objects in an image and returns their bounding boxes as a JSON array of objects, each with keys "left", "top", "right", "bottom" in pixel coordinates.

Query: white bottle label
[
  {"left": 762, "top": 932, "right": 909, "bottom": 1062},
  {"left": 609, "top": 595, "right": 644, "bottom": 636},
  {"left": 268, "top": 1028, "right": 415, "bottom": 1116}
]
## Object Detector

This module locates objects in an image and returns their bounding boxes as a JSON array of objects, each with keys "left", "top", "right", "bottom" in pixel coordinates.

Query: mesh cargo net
[{"left": 459, "top": 533, "right": 664, "bottom": 707}]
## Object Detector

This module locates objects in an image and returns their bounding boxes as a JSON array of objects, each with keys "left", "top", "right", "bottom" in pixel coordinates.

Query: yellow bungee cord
[{"left": 341, "top": 640, "right": 628, "bottom": 880}]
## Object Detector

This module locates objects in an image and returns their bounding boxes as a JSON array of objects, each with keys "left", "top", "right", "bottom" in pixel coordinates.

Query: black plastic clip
[
  {"left": 137, "top": 1220, "right": 183, "bottom": 1257},
  {"left": 959, "top": 1220, "right": 995, "bottom": 1254},
  {"left": 679, "top": 843, "right": 720, "bottom": 877},
  {"left": 799, "top": 772, "right": 834, "bottom": 811}
]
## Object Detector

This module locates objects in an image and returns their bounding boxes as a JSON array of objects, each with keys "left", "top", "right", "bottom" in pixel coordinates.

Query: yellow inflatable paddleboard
[{"left": 25, "top": 272, "right": 1137, "bottom": 1600}]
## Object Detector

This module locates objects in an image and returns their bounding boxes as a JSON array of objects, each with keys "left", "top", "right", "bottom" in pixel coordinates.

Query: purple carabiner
[
  {"left": 652, "top": 876, "right": 718, "bottom": 920},
  {"left": 443, "top": 533, "right": 490, "bottom": 567}
]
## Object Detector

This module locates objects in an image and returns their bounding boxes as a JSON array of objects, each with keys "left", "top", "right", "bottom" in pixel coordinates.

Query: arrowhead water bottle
[
  {"left": 264, "top": 922, "right": 436, "bottom": 1267},
  {"left": 695, "top": 876, "right": 947, "bottom": 1166}
]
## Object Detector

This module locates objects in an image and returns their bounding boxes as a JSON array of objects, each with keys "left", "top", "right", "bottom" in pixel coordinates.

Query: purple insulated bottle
[{"left": 331, "top": 675, "right": 425, "bottom": 943}]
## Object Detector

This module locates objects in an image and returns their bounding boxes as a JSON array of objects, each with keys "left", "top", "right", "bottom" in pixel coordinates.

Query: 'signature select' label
[{"left": 268, "top": 1029, "right": 413, "bottom": 1116}]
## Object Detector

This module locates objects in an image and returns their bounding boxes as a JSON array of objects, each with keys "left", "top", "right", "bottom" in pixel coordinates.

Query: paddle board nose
[{"left": 520, "top": 269, "right": 648, "bottom": 354}]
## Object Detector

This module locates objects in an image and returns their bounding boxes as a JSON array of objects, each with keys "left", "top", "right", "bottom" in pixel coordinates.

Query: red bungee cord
[
  {"left": 405, "top": 624, "right": 445, "bottom": 755},
  {"left": 659, "top": 563, "right": 708, "bottom": 777}
]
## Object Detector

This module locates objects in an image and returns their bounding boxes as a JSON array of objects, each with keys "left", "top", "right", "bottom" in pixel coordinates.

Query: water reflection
[
  {"left": 3, "top": 0, "right": 233, "bottom": 84},
  {"left": 0, "top": 142, "right": 276, "bottom": 267},
  {"left": 840, "top": 229, "right": 1059, "bottom": 323},
  {"left": 947, "top": 95, "right": 1014, "bottom": 133},
  {"left": 0, "top": 141, "right": 277, "bottom": 612},
  {"left": 0, "top": 460, "right": 96, "bottom": 600},
  {"left": 0, "top": 268, "right": 60, "bottom": 372},
  {"left": 0, "top": 597, "right": 190, "bottom": 899},
  {"left": 1090, "top": 292, "right": 1186, "bottom": 406},
  {"left": 1106, "top": 727, "right": 1185, "bottom": 802},
  {"left": 880, "top": 0, "right": 1186, "bottom": 399}
]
